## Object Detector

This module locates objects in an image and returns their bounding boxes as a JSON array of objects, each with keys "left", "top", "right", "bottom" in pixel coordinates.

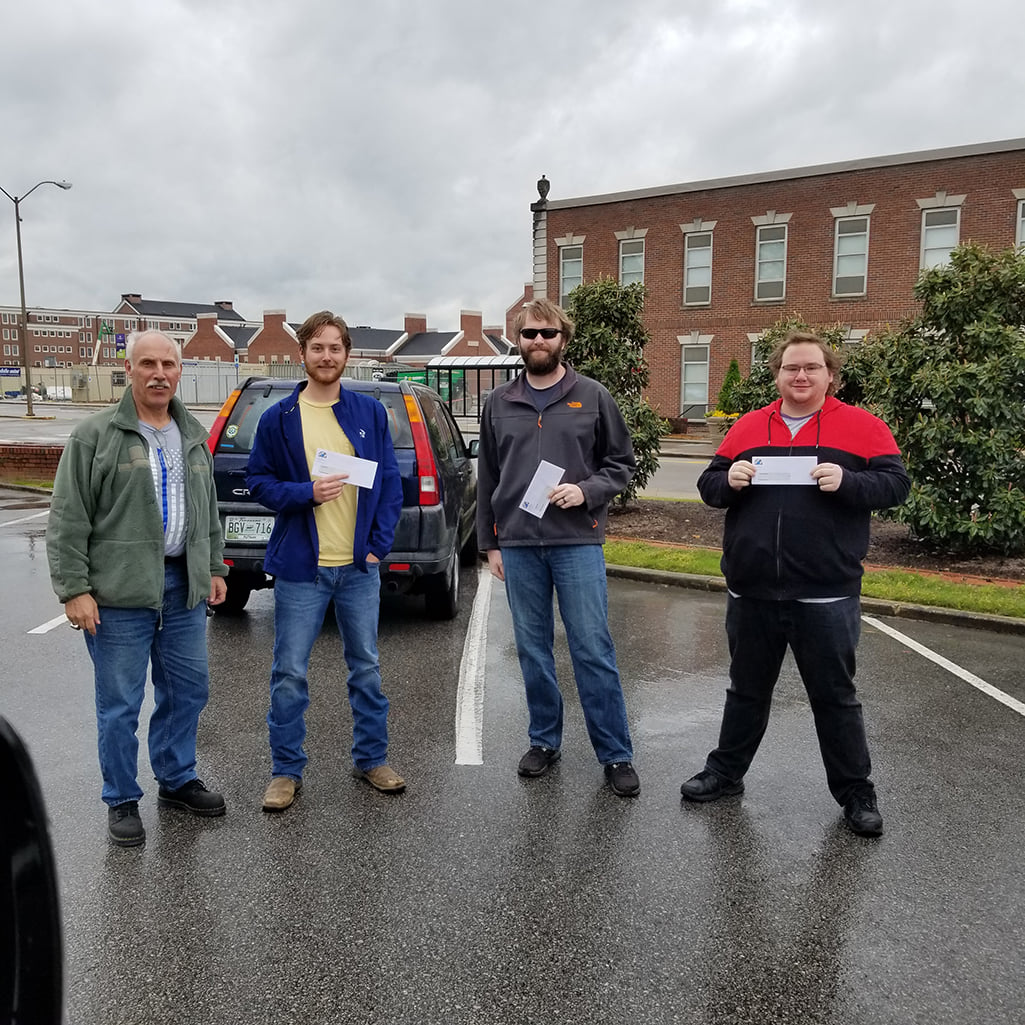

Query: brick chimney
[
  {"left": 214, "top": 300, "right": 234, "bottom": 312},
  {"left": 460, "top": 309, "right": 483, "bottom": 347},
  {"left": 404, "top": 313, "right": 428, "bottom": 336},
  {"left": 121, "top": 293, "right": 142, "bottom": 304}
]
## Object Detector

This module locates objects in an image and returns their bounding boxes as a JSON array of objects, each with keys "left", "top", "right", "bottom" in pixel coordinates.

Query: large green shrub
[
  {"left": 858, "top": 243, "right": 1025, "bottom": 554},
  {"left": 564, "top": 277, "right": 669, "bottom": 504}
]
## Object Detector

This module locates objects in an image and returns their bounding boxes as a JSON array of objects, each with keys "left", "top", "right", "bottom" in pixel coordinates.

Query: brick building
[
  {"left": 0, "top": 294, "right": 511, "bottom": 374},
  {"left": 0, "top": 293, "right": 248, "bottom": 369},
  {"left": 530, "top": 138, "right": 1025, "bottom": 426}
]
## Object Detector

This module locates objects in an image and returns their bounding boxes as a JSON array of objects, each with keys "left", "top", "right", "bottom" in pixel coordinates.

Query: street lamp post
[{"left": 0, "top": 179, "right": 72, "bottom": 418}]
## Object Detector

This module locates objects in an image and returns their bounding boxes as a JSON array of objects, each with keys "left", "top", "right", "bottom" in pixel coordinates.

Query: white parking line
[
  {"left": 455, "top": 566, "right": 493, "bottom": 765},
  {"left": 864, "top": 615, "right": 1025, "bottom": 717},
  {"left": 2, "top": 510, "right": 49, "bottom": 527},
  {"left": 29, "top": 614, "right": 71, "bottom": 635}
]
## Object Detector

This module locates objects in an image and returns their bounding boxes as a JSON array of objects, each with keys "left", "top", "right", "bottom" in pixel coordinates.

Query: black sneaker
[
  {"left": 158, "top": 778, "right": 226, "bottom": 817},
  {"left": 517, "top": 746, "right": 561, "bottom": 778},
  {"left": 108, "top": 801, "right": 145, "bottom": 847},
  {"left": 843, "top": 790, "right": 883, "bottom": 836},
  {"left": 604, "top": 761, "right": 640, "bottom": 797},
  {"left": 680, "top": 769, "right": 744, "bottom": 803}
]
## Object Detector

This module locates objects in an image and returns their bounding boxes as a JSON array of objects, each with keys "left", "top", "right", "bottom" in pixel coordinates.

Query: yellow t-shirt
[{"left": 299, "top": 395, "right": 358, "bottom": 566}]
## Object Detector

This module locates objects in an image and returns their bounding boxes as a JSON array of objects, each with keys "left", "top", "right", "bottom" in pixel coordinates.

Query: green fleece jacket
[{"left": 47, "top": 390, "right": 227, "bottom": 610}]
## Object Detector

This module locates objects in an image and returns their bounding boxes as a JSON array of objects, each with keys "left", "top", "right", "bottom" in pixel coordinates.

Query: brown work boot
[
  {"left": 354, "top": 764, "right": 406, "bottom": 794},
  {"left": 262, "top": 776, "right": 301, "bottom": 812}
]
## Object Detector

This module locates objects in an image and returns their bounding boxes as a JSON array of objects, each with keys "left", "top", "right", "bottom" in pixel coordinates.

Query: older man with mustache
[{"left": 48, "top": 329, "right": 228, "bottom": 847}]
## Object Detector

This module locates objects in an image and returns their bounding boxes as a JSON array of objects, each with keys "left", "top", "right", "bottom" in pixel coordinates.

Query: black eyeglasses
[{"left": 520, "top": 327, "right": 562, "bottom": 340}]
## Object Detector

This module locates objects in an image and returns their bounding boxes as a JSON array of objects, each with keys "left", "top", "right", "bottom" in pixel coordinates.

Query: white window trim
[
  {"left": 1014, "top": 188, "right": 1025, "bottom": 247},
  {"left": 752, "top": 213, "right": 791, "bottom": 301},
  {"left": 558, "top": 242, "right": 584, "bottom": 306},
  {"left": 681, "top": 222, "right": 715, "bottom": 307},
  {"left": 919, "top": 207, "right": 961, "bottom": 270},
  {"left": 677, "top": 331, "right": 713, "bottom": 418},
  {"left": 616, "top": 232, "right": 646, "bottom": 286},
  {"left": 832, "top": 214, "right": 871, "bottom": 298}
]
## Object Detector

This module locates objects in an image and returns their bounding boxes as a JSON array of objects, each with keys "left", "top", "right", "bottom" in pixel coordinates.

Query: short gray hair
[{"left": 125, "top": 329, "right": 182, "bottom": 365}]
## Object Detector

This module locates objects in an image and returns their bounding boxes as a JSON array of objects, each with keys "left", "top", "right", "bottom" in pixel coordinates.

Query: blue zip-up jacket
[{"left": 246, "top": 381, "right": 402, "bottom": 581}]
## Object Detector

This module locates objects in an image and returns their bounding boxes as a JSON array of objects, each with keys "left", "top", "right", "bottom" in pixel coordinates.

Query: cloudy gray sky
[{"left": 2, "top": 0, "right": 1023, "bottom": 331}]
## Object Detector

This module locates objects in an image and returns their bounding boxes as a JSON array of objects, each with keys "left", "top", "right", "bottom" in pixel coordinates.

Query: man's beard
[
  {"left": 308, "top": 362, "right": 344, "bottom": 386},
  {"left": 521, "top": 344, "right": 563, "bottom": 376}
]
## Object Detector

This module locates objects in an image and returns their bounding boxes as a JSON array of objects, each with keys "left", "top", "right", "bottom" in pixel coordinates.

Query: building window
[
  {"left": 755, "top": 224, "right": 787, "bottom": 300},
  {"left": 1017, "top": 198, "right": 1025, "bottom": 248},
  {"left": 921, "top": 208, "right": 960, "bottom": 269},
  {"left": 678, "top": 336, "right": 712, "bottom": 418},
  {"left": 559, "top": 245, "right": 583, "bottom": 306},
  {"left": 833, "top": 216, "right": 870, "bottom": 296},
  {"left": 683, "top": 232, "right": 713, "bottom": 305},
  {"left": 619, "top": 239, "right": 644, "bottom": 286}
]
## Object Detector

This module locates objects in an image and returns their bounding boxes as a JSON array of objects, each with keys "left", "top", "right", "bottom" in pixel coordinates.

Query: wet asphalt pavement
[{"left": 3, "top": 485, "right": 1025, "bottom": 1024}]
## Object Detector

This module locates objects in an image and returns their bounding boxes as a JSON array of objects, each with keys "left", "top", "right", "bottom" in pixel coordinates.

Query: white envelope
[
  {"left": 519, "top": 460, "right": 565, "bottom": 518},
  {"left": 310, "top": 449, "right": 378, "bottom": 489},
  {"left": 750, "top": 455, "right": 818, "bottom": 485}
]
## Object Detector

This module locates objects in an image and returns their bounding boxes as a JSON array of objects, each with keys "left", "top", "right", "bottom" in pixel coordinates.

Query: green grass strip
[{"left": 604, "top": 540, "right": 1025, "bottom": 620}]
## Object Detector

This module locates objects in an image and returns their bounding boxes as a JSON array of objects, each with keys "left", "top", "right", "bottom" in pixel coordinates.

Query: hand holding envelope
[
  {"left": 730, "top": 456, "right": 833, "bottom": 489},
  {"left": 310, "top": 448, "right": 379, "bottom": 503}
]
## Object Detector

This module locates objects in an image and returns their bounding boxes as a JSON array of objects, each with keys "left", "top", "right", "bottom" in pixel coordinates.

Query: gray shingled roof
[
  {"left": 345, "top": 327, "right": 403, "bottom": 353},
  {"left": 119, "top": 297, "right": 247, "bottom": 322},
  {"left": 220, "top": 324, "right": 257, "bottom": 349},
  {"left": 395, "top": 331, "right": 458, "bottom": 357}
]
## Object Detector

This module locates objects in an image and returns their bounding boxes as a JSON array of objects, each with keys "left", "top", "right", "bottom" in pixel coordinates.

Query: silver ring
[{"left": 69, "top": 621, "right": 81, "bottom": 630}]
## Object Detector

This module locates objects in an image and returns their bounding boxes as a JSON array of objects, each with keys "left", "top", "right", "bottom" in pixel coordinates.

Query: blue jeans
[
  {"left": 706, "top": 595, "right": 873, "bottom": 804},
  {"left": 500, "top": 545, "right": 633, "bottom": 765},
  {"left": 268, "top": 563, "right": 389, "bottom": 778},
  {"left": 84, "top": 559, "right": 210, "bottom": 807}
]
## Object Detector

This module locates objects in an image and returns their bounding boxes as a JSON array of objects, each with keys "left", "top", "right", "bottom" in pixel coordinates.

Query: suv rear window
[{"left": 214, "top": 381, "right": 414, "bottom": 454}]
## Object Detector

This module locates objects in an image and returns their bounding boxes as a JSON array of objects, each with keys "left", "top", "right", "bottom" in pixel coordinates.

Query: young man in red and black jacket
[{"left": 680, "top": 332, "right": 910, "bottom": 836}]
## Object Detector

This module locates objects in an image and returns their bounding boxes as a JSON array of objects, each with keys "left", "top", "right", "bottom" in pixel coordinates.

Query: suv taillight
[
  {"left": 207, "top": 388, "right": 242, "bottom": 454},
  {"left": 403, "top": 393, "right": 440, "bottom": 506}
]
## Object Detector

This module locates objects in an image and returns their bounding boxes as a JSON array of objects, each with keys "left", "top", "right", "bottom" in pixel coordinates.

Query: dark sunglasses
[{"left": 520, "top": 327, "right": 562, "bottom": 340}]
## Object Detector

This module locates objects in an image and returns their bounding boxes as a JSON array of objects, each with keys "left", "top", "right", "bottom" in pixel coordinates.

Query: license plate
[{"left": 224, "top": 516, "right": 274, "bottom": 542}]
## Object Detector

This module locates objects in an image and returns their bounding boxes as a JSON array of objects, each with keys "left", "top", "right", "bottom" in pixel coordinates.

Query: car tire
[
  {"left": 425, "top": 546, "right": 460, "bottom": 620},
  {"left": 215, "top": 573, "right": 253, "bottom": 615},
  {"left": 0, "top": 718, "right": 63, "bottom": 1025}
]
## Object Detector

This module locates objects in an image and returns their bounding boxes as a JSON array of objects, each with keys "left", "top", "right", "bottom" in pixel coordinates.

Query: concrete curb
[{"left": 605, "top": 564, "right": 1025, "bottom": 636}]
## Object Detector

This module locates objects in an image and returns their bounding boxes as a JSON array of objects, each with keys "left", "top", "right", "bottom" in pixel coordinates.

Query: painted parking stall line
[
  {"left": 454, "top": 566, "right": 492, "bottom": 765},
  {"left": 29, "top": 614, "right": 71, "bottom": 635},
  {"left": 864, "top": 615, "right": 1025, "bottom": 717},
  {"left": 2, "top": 510, "right": 49, "bottom": 528}
]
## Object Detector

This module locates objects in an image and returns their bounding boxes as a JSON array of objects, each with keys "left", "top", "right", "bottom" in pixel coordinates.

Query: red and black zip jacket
[{"left": 697, "top": 396, "right": 910, "bottom": 599}]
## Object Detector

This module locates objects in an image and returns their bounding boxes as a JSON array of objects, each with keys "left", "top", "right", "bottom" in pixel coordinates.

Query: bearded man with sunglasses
[
  {"left": 477, "top": 299, "right": 640, "bottom": 797},
  {"left": 680, "top": 331, "right": 910, "bottom": 836}
]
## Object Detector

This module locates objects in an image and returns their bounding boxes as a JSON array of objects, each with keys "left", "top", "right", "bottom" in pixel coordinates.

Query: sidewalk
[{"left": 658, "top": 434, "right": 719, "bottom": 459}]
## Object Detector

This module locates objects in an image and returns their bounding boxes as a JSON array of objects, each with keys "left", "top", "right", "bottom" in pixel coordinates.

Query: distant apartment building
[
  {"left": 0, "top": 293, "right": 246, "bottom": 369},
  {"left": 0, "top": 293, "right": 511, "bottom": 373},
  {"left": 529, "top": 138, "right": 1025, "bottom": 425}
]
